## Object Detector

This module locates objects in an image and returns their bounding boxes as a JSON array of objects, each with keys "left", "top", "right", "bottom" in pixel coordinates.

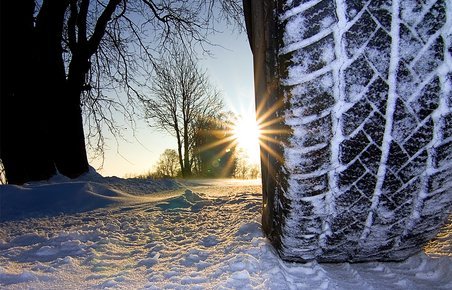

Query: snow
[
  {"left": 360, "top": 0, "right": 402, "bottom": 241},
  {"left": 0, "top": 172, "right": 451, "bottom": 289}
]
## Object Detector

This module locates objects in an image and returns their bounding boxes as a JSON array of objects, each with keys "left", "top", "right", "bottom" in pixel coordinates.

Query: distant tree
[
  {"left": 154, "top": 149, "right": 180, "bottom": 178},
  {"left": 192, "top": 112, "right": 237, "bottom": 177},
  {"left": 232, "top": 148, "right": 260, "bottom": 179},
  {"left": 234, "top": 157, "right": 249, "bottom": 179},
  {"left": 249, "top": 163, "right": 261, "bottom": 179},
  {"left": 142, "top": 50, "right": 223, "bottom": 177},
  {"left": 0, "top": 0, "right": 243, "bottom": 184}
]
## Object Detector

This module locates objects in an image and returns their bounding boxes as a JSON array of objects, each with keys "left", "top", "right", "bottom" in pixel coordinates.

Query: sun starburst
[{"left": 231, "top": 115, "right": 262, "bottom": 163}]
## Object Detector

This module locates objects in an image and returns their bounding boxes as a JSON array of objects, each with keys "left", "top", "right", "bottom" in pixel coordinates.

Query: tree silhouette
[
  {"left": 154, "top": 149, "right": 180, "bottom": 178},
  {"left": 0, "top": 0, "right": 243, "bottom": 184},
  {"left": 192, "top": 112, "right": 237, "bottom": 177},
  {"left": 142, "top": 50, "right": 223, "bottom": 177},
  {"left": 0, "top": 0, "right": 58, "bottom": 184}
]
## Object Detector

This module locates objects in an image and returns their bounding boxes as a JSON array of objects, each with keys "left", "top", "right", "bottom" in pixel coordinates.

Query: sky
[{"left": 90, "top": 28, "right": 256, "bottom": 178}]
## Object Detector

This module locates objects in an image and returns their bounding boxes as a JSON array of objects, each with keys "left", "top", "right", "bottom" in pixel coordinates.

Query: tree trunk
[
  {"left": 0, "top": 0, "right": 57, "bottom": 184},
  {"left": 33, "top": 0, "right": 88, "bottom": 179},
  {"left": 183, "top": 124, "right": 191, "bottom": 177},
  {"left": 1, "top": 0, "right": 90, "bottom": 184},
  {"left": 56, "top": 52, "right": 90, "bottom": 178},
  {"left": 175, "top": 120, "right": 184, "bottom": 176}
]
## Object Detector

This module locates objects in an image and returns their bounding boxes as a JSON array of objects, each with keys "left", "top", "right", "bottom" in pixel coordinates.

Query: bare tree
[
  {"left": 71, "top": 0, "right": 244, "bottom": 163},
  {"left": 142, "top": 50, "right": 223, "bottom": 177},
  {"left": 234, "top": 155, "right": 248, "bottom": 179},
  {"left": 232, "top": 147, "right": 260, "bottom": 179},
  {"left": 249, "top": 163, "right": 260, "bottom": 179},
  {"left": 1, "top": 0, "right": 243, "bottom": 184},
  {"left": 191, "top": 111, "right": 237, "bottom": 177},
  {"left": 154, "top": 149, "right": 180, "bottom": 178}
]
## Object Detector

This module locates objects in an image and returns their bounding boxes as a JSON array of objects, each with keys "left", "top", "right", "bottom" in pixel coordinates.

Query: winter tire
[{"left": 245, "top": 0, "right": 452, "bottom": 262}]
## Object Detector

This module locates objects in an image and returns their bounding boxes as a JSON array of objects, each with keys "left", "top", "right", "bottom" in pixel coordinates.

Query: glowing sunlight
[{"left": 232, "top": 115, "right": 262, "bottom": 163}]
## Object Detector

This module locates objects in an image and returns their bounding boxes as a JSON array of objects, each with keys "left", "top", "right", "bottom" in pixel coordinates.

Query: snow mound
[
  {"left": 0, "top": 182, "right": 122, "bottom": 221},
  {"left": 0, "top": 168, "right": 181, "bottom": 221},
  {"left": 155, "top": 190, "right": 209, "bottom": 212},
  {"left": 0, "top": 268, "right": 50, "bottom": 286}
]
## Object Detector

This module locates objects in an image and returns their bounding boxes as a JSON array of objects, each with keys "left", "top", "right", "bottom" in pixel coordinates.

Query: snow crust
[
  {"left": 0, "top": 174, "right": 451, "bottom": 289},
  {"left": 0, "top": 167, "right": 181, "bottom": 222}
]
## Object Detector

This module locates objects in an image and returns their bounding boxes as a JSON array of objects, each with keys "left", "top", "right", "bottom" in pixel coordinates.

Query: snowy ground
[{"left": 0, "top": 172, "right": 451, "bottom": 289}]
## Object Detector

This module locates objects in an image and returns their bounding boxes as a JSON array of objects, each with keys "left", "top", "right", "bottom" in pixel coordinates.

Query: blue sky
[{"left": 90, "top": 28, "right": 255, "bottom": 177}]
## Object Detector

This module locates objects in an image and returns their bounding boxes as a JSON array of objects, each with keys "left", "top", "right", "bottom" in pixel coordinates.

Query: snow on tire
[{"left": 255, "top": 0, "right": 452, "bottom": 262}]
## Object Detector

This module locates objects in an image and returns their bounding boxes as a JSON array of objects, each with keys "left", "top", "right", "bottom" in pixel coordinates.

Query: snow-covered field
[{"left": 0, "top": 171, "right": 450, "bottom": 289}]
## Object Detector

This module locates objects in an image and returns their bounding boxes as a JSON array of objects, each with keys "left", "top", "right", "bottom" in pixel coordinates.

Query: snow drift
[{"left": 0, "top": 173, "right": 451, "bottom": 289}]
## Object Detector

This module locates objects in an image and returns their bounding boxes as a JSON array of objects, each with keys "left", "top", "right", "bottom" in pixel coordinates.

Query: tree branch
[
  {"left": 68, "top": 0, "right": 78, "bottom": 51},
  {"left": 87, "top": 0, "right": 121, "bottom": 56},
  {"left": 77, "top": 0, "right": 90, "bottom": 45}
]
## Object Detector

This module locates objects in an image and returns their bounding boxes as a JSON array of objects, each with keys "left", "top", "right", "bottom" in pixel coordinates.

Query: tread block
[
  {"left": 338, "top": 159, "right": 367, "bottom": 190},
  {"left": 428, "top": 169, "right": 452, "bottom": 193},
  {"left": 366, "top": 78, "right": 388, "bottom": 113},
  {"left": 412, "top": 37, "right": 444, "bottom": 77},
  {"left": 397, "top": 150, "right": 428, "bottom": 183},
  {"left": 297, "top": 114, "right": 333, "bottom": 147},
  {"left": 344, "top": 56, "right": 375, "bottom": 102},
  {"left": 382, "top": 170, "right": 403, "bottom": 195},
  {"left": 389, "top": 177, "right": 420, "bottom": 205},
  {"left": 291, "top": 80, "right": 334, "bottom": 116},
  {"left": 292, "top": 33, "right": 335, "bottom": 73},
  {"left": 363, "top": 111, "right": 385, "bottom": 145},
  {"left": 392, "top": 98, "right": 418, "bottom": 143},
  {"left": 293, "top": 174, "right": 329, "bottom": 197},
  {"left": 387, "top": 141, "right": 410, "bottom": 172},
  {"left": 403, "top": 118, "right": 434, "bottom": 156},
  {"left": 396, "top": 62, "right": 419, "bottom": 101},
  {"left": 345, "top": 11, "right": 378, "bottom": 58},
  {"left": 355, "top": 173, "right": 377, "bottom": 198},
  {"left": 343, "top": 99, "right": 374, "bottom": 136},
  {"left": 336, "top": 186, "right": 362, "bottom": 209},
  {"left": 399, "top": 24, "right": 423, "bottom": 63},
  {"left": 358, "top": 144, "right": 382, "bottom": 174},
  {"left": 290, "top": 146, "right": 331, "bottom": 174},
  {"left": 415, "top": 0, "right": 447, "bottom": 42},
  {"left": 283, "top": 0, "right": 337, "bottom": 45},
  {"left": 368, "top": 0, "right": 392, "bottom": 31},
  {"left": 410, "top": 77, "right": 440, "bottom": 121},
  {"left": 365, "top": 29, "right": 391, "bottom": 78},
  {"left": 442, "top": 113, "right": 452, "bottom": 140},
  {"left": 340, "top": 130, "right": 370, "bottom": 164},
  {"left": 434, "top": 139, "right": 452, "bottom": 168}
]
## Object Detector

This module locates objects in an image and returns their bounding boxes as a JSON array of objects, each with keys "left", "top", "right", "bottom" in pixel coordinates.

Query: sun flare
[{"left": 232, "top": 116, "right": 262, "bottom": 163}]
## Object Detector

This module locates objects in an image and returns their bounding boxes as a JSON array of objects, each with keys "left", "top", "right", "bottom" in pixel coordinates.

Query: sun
[{"left": 232, "top": 115, "right": 262, "bottom": 163}]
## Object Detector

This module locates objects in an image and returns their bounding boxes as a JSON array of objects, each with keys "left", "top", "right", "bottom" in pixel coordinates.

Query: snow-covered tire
[{"left": 249, "top": 0, "right": 452, "bottom": 262}]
